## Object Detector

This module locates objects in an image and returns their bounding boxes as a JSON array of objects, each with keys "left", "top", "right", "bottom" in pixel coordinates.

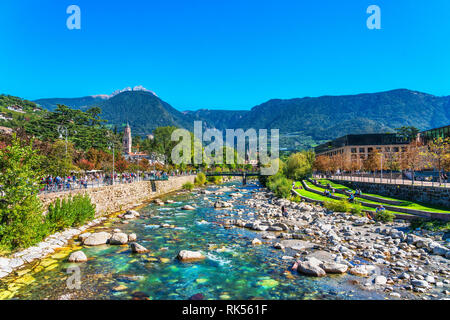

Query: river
[{"left": 0, "top": 181, "right": 387, "bottom": 300}]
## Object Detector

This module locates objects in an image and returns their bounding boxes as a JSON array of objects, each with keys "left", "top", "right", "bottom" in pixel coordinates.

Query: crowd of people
[{"left": 39, "top": 170, "right": 197, "bottom": 193}]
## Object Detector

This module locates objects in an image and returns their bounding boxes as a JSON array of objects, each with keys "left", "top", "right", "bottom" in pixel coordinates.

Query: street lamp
[
  {"left": 57, "top": 125, "right": 68, "bottom": 156},
  {"left": 107, "top": 134, "right": 116, "bottom": 186}
]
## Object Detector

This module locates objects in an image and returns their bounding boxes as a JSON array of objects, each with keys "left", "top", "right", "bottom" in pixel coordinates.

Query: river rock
[
  {"left": 68, "top": 251, "right": 88, "bottom": 262},
  {"left": 78, "top": 233, "right": 91, "bottom": 242},
  {"left": 411, "top": 279, "right": 430, "bottom": 288},
  {"left": 214, "top": 201, "right": 233, "bottom": 209},
  {"left": 297, "top": 260, "right": 326, "bottom": 277},
  {"left": 349, "top": 265, "right": 376, "bottom": 277},
  {"left": 83, "top": 232, "right": 111, "bottom": 246},
  {"left": 128, "top": 233, "right": 137, "bottom": 242},
  {"left": 130, "top": 242, "right": 149, "bottom": 253},
  {"left": 110, "top": 232, "right": 129, "bottom": 245},
  {"left": 182, "top": 205, "right": 196, "bottom": 210},
  {"left": 0, "top": 257, "right": 9, "bottom": 268},
  {"left": 127, "top": 210, "right": 140, "bottom": 217},
  {"left": 320, "top": 262, "right": 348, "bottom": 274},
  {"left": 374, "top": 275, "right": 387, "bottom": 285},
  {"left": 177, "top": 250, "right": 205, "bottom": 261},
  {"left": 251, "top": 238, "right": 262, "bottom": 245}
]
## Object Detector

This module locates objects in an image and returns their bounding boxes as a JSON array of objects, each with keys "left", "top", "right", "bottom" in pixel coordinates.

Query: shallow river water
[{"left": 0, "top": 181, "right": 388, "bottom": 300}]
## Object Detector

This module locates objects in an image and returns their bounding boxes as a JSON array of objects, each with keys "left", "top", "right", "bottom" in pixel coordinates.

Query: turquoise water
[{"left": 1, "top": 182, "right": 387, "bottom": 300}]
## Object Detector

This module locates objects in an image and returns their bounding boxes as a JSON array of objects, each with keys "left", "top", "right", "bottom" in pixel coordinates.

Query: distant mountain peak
[{"left": 107, "top": 86, "right": 157, "bottom": 99}]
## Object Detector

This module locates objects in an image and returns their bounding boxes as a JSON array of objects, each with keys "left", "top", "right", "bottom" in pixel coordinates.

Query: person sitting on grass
[
  {"left": 347, "top": 193, "right": 355, "bottom": 203},
  {"left": 376, "top": 205, "right": 386, "bottom": 214},
  {"left": 324, "top": 189, "right": 331, "bottom": 197}
]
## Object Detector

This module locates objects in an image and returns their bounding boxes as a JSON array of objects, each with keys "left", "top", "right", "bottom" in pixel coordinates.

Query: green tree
[
  {"left": 395, "top": 126, "right": 420, "bottom": 141},
  {"left": 284, "top": 152, "right": 312, "bottom": 181},
  {"left": 0, "top": 135, "right": 45, "bottom": 249}
]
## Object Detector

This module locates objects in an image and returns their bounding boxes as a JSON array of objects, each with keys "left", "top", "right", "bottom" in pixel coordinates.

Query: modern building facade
[
  {"left": 418, "top": 124, "right": 450, "bottom": 143},
  {"left": 314, "top": 133, "right": 411, "bottom": 167}
]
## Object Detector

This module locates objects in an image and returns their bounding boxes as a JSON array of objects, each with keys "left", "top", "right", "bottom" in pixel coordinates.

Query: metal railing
[
  {"left": 38, "top": 172, "right": 196, "bottom": 195},
  {"left": 313, "top": 172, "right": 450, "bottom": 189}
]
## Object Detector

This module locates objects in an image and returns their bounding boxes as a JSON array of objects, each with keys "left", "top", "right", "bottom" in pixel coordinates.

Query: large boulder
[
  {"left": 83, "top": 232, "right": 111, "bottom": 246},
  {"left": 110, "top": 232, "right": 129, "bottom": 245},
  {"left": 78, "top": 233, "right": 91, "bottom": 242},
  {"left": 130, "top": 242, "right": 149, "bottom": 253},
  {"left": 297, "top": 260, "right": 326, "bottom": 277},
  {"left": 320, "top": 262, "right": 348, "bottom": 274},
  {"left": 68, "top": 251, "right": 88, "bottom": 262},
  {"left": 176, "top": 250, "right": 205, "bottom": 261}
]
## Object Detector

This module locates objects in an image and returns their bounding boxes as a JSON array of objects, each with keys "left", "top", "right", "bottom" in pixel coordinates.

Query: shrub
[
  {"left": 350, "top": 202, "right": 363, "bottom": 216},
  {"left": 374, "top": 210, "right": 395, "bottom": 223},
  {"left": 194, "top": 172, "right": 207, "bottom": 185},
  {"left": 207, "top": 176, "right": 222, "bottom": 184},
  {"left": 182, "top": 182, "right": 194, "bottom": 191},
  {"left": 266, "top": 173, "right": 293, "bottom": 198},
  {"left": 44, "top": 194, "right": 96, "bottom": 233},
  {"left": 409, "top": 219, "right": 449, "bottom": 231},
  {"left": 324, "top": 200, "right": 352, "bottom": 213},
  {"left": 0, "top": 134, "right": 44, "bottom": 250}
]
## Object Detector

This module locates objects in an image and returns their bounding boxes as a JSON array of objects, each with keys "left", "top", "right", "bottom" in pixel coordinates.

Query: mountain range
[{"left": 33, "top": 87, "right": 450, "bottom": 150}]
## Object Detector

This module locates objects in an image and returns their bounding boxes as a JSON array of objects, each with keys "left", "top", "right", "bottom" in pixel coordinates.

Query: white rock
[
  {"left": 251, "top": 238, "right": 262, "bottom": 245},
  {"left": 182, "top": 205, "right": 196, "bottom": 210},
  {"left": 176, "top": 250, "right": 205, "bottom": 261},
  {"left": 83, "top": 232, "right": 111, "bottom": 246},
  {"left": 110, "top": 232, "right": 129, "bottom": 245},
  {"left": 374, "top": 275, "right": 387, "bottom": 285},
  {"left": 68, "top": 251, "right": 88, "bottom": 262}
]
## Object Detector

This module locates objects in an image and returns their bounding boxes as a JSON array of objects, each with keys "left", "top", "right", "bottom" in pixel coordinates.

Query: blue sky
[{"left": 1, "top": 0, "right": 450, "bottom": 110}]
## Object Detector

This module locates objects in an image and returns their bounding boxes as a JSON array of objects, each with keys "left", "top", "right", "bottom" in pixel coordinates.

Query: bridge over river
[{"left": 203, "top": 171, "right": 261, "bottom": 184}]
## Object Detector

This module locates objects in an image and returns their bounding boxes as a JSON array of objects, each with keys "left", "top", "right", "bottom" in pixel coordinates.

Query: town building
[
  {"left": 314, "top": 133, "right": 411, "bottom": 166},
  {"left": 418, "top": 124, "right": 450, "bottom": 143},
  {"left": 122, "top": 123, "right": 132, "bottom": 155}
]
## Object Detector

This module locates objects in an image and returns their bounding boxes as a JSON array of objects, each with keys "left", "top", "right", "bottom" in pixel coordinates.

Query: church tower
[{"left": 123, "top": 123, "right": 132, "bottom": 155}]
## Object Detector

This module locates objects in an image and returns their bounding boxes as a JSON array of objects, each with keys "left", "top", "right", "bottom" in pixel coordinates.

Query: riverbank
[
  {"left": 223, "top": 185, "right": 450, "bottom": 299},
  {"left": 0, "top": 176, "right": 195, "bottom": 284}
]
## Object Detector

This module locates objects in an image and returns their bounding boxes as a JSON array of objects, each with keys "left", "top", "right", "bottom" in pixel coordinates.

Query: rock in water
[
  {"left": 189, "top": 293, "right": 205, "bottom": 300},
  {"left": 251, "top": 238, "right": 262, "bottom": 245},
  {"left": 110, "top": 232, "right": 129, "bottom": 245},
  {"left": 130, "top": 242, "right": 149, "bottom": 253},
  {"left": 128, "top": 233, "right": 137, "bottom": 242},
  {"left": 297, "top": 261, "right": 326, "bottom": 277},
  {"left": 68, "top": 251, "right": 88, "bottom": 262},
  {"left": 182, "top": 205, "right": 196, "bottom": 210},
  {"left": 214, "top": 201, "right": 233, "bottom": 209},
  {"left": 176, "top": 250, "right": 205, "bottom": 261},
  {"left": 83, "top": 232, "right": 111, "bottom": 246}
]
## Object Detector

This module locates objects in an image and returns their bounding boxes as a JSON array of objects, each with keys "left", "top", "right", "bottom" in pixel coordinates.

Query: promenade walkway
[{"left": 314, "top": 174, "right": 450, "bottom": 189}]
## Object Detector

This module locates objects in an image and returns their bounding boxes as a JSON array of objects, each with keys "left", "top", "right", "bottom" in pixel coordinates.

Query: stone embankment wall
[
  {"left": 332, "top": 180, "right": 450, "bottom": 209},
  {"left": 39, "top": 176, "right": 195, "bottom": 216}
]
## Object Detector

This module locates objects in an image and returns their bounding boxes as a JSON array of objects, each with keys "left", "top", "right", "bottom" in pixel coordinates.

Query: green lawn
[
  {"left": 305, "top": 180, "right": 450, "bottom": 213},
  {"left": 293, "top": 188, "right": 399, "bottom": 215}
]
